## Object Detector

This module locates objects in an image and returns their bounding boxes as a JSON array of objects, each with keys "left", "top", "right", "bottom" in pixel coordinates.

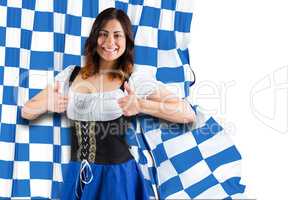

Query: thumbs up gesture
[
  {"left": 48, "top": 81, "right": 69, "bottom": 113},
  {"left": 118, "top": 81, "right": 141, "bottom": 116}
]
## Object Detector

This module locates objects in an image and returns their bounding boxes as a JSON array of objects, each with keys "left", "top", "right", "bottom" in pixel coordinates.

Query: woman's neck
[
  {"left": 97, "top": 60, "right": 121, "bottom": 80},
  {"left": 99, "top": 60, "right": 116, "bottom": 71}
]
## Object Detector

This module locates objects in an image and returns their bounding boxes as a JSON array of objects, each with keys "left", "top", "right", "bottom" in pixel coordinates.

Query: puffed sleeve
[
  {"left": 128, "top": 68, "right": 165, "bottom": 99},
  {"left": 54, "top": 65, "right": 76, "bottom": 82},
  {"left": 50, "top": 65, "right": 76, "bottom": 94}
]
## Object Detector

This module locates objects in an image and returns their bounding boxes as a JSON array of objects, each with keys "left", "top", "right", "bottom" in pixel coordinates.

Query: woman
[{"left": 22, "top": 8, "right": 196, "bottom": 200}]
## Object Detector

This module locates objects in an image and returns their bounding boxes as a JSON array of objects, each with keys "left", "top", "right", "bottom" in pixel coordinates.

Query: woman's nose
[{"left": 105, "top": 35, "right": 115, "bottom": 45}]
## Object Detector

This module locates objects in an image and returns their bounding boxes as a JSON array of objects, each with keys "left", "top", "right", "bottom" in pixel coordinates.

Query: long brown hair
[{"left": 81, "top": 8, "right": 134, "bottom": 81}]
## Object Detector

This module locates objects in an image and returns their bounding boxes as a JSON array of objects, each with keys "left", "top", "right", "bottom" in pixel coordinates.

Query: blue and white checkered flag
[{"left": 127, "top": 105, "right": 246, "bottom": 199}]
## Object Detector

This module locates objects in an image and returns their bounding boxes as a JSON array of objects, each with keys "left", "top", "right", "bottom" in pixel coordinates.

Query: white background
[{"left": 189, "top": 1, "right": 300, "bottom": 199}]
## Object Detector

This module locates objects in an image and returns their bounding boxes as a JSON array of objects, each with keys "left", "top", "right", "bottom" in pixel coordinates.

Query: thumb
[
  {"left": 124, "top": 81, "right": 134, "bottom": 95},
  {"left": 54, "top": 81, "right": 59, "bottom": 92}
]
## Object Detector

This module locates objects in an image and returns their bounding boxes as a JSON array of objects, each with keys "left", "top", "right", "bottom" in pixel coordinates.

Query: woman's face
[{"left": 97, "top": 19, "right": 126, "bottom": 64}]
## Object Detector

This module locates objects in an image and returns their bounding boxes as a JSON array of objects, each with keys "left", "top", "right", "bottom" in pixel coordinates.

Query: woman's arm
[
  {"left": 21, "top": 86, "right": 49, "bottom": 120},
  {"left": 138, "top": 98, "right": 195, "bottom": 123},
  {"left": 21, "top": 83, "right": 68, "bottom": 120},
  {"left": 118, "top": 82, "right": 196, "bottom": 123},
  {"left": 140, "top": 83, "right": 195, "bottom": 123}
]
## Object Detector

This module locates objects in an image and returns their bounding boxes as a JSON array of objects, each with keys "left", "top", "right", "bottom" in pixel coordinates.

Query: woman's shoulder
[
  {"left": 128, "top": 66, "right": 165, "bottom": 98},
  {"left": 129, "top": 66, "right": 156, "bottom": 82},
  {"left": 129, "top": 66, "right": 165, "bottom": 87},
  {"left": 54, "top": 65, "right": 77, "bottom": 82}
]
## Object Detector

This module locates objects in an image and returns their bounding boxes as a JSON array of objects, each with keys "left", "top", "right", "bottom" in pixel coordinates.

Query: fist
[
  {"left": 48, "top": 81, "right": 68, "bottom": 113},
  {"left": 118, "top": 81, "right": 140, "bottom": 116}
]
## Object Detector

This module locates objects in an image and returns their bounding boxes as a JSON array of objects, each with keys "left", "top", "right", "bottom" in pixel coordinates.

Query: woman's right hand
[
  {"left": 21, "top": 81, "right": 69, "bottom": 120},
  {"left": 47, "top": 81, "right": 69, "bottom": 113}
]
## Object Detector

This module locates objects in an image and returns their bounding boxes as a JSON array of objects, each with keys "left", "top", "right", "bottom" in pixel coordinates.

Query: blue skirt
[{"left": 61, "top": 159, "right": 150, "bottom": 200}]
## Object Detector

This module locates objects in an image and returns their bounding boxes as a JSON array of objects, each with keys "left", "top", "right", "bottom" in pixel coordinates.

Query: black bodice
[{"left": 70, "top": 116, "right": 133, "bottom": 164}]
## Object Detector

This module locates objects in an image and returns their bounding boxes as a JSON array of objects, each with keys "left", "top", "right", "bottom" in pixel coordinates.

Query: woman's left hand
[{"left": 118, "top": 81, "right": 141, "bottom": 116}]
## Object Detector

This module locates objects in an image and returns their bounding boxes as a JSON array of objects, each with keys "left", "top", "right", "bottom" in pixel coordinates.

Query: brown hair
[{"left": 81, "top": 8, "right": 134, "bottom": 81}]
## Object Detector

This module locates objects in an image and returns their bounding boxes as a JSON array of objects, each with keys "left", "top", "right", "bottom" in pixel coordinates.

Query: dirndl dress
[
  {"left": 59, "top": 66, "right": 149, "bottom": 199},
  {"left": 60, "top": 117, "right": 149, "bottom": 200}
]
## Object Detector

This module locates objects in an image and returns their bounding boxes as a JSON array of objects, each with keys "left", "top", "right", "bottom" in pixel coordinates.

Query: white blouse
[{"left": 54, "top": 65, "right": 165, "bottom": 121}]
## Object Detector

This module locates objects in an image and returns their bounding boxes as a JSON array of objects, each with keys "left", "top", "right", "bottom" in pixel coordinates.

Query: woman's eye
[
  {"left": 114, "top": 34, "right": 123, "bottom": 38},
  {"left": 99, "top": 32, "right": 108, "bottom": 37}
]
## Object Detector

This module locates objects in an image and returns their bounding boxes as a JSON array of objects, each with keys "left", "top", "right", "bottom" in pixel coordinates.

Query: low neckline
[
  {"left": 68, "top": 65, "right": 128, "bottom": 95},
  {"left": 69, "top": 86, "right": 124, "bottom": 95}
]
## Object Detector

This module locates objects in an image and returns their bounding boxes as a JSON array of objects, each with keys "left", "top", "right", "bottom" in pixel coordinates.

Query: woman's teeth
[{"left": 103, "top": 47, "right": 117, "bottom": 52}]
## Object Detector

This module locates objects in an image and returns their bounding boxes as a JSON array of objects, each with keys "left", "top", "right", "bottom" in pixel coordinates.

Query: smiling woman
[
  {"left": 81, "top": 8, "right": 134, "bottom": 81},
  {"left": 21, "top": 7, "right": 195, "bottom": 200},
  {"left": 97, "top": 22, "right": 126, "bottom": 61}
]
